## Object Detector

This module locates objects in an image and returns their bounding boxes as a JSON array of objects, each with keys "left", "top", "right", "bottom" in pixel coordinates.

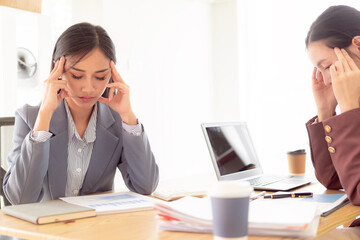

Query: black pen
[{"left": 262, "top": 192, "right": 313, "bottom": 199}]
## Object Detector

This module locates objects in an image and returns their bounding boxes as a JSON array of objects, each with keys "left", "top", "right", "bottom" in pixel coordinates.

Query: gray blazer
[{"left": 3, "top": 100, "right": 159, "bottom": 205}]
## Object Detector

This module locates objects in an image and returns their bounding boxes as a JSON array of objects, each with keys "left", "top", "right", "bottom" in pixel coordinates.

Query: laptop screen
[{"left": 202, "top": 122, "right": 263, "bottom": 180}]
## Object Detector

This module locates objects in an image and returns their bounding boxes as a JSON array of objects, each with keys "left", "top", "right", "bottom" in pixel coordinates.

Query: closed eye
[
  {"left": 72, "top": 74, "right": 82, "bottom": 79},
  {"left": 96, "top": 76, "right": 106, "bottom": 81},
  {"left": 325, "top": 65, "right": 331, "bottom": 71}
]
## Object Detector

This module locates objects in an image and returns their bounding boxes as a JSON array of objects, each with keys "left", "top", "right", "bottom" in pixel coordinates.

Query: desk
[{"left": 0, "top": 182, "right": 359, "bottom": 240}]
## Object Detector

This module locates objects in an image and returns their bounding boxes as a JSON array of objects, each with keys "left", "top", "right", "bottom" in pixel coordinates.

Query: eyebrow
[{"left": 71, "top": 66, "right": 109, "bottom": 73}]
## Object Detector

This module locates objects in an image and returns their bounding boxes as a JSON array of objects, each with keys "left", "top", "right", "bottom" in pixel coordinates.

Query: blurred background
[{"left": 1, "top": 0, "right": 360, "bottom": 189}]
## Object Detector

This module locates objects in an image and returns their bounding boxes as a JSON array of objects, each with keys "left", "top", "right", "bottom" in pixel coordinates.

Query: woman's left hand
[
  {"left": 330, "top": 48, "right": 360, "bottom": 113},
  {"left": 98, "top": 61, "right": 137, "bottom": 125}
]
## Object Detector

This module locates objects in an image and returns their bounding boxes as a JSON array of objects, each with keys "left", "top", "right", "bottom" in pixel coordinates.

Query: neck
[{"left": 65, "top": 98, "right": 94, "bottom": 125}]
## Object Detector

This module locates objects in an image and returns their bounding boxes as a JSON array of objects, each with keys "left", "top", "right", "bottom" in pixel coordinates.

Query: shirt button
[
  {"left": 78, "top": 148, "right": 82, "bottom": 153},
  {"left": 76, "top": 168, "right": 82, "bottom": 173},
  {"left": 324, "top": 125, "right": 332, "bottom": 133},
  {"left": 325, "top": 136, "right": 332, "bottom": 143},
  {"left": 73, "top": 189, "right": 79, "bottom": 195},
  {"left": 135, "top": 132, "right": 141, "bottom": 136},
  {"left": 328, "top": 147, "right": 336, "bottom": 154}
]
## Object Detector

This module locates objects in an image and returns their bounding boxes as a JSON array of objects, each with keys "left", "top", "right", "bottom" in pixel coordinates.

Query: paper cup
[
  {"left": 209, "top": 181, "right": 253, "bottom": 240},
  {"left": 287, "top": 149, "right": 306, "bottom": 175}
]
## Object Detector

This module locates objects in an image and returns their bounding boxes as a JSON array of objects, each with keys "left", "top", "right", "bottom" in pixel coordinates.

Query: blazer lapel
[
  {"left": 48, "top": 100, "right": 68, "bottom": 199},
  {"left": 81, "top": 103, "right": 119, "bottom": 193}
]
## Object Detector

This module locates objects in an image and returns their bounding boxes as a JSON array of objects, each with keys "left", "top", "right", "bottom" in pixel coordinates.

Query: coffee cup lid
[
  {"left": 287, "top": 149, "right": 306, "bottom": 155},
  {"left": 209, "top": 180, "right": 253, "bottom": 198}
]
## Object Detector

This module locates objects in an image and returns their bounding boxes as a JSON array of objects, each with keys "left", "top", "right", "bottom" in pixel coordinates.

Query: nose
[
  {"left": 322, "top": 73, "right": 332, "bottom": 86},
  {"left": 81, "top": 77, "right": 95, "bottom": 93}
]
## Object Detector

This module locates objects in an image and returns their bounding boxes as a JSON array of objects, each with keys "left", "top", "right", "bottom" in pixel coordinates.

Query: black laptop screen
[{"left": 205, "top": 125, "right": 258, "bottom": 176}]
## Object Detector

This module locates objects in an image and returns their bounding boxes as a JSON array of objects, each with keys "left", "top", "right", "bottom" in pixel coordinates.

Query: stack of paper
[{"left": 155, "top": 196, "right": 320, "bottom": 238}]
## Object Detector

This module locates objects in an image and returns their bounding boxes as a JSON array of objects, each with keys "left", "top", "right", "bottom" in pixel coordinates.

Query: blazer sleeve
[
  {"left": 320, "top": 108, "right": 360, "bottom": 205},
  {"left": 306, "top": 116, "right": 342, "bottom": 190},
  {"left": 117, "top": 125, "right": 159, "bottom": 195},
  {"left": 3, "top": 105, "right": 50, "bottom": 204}
]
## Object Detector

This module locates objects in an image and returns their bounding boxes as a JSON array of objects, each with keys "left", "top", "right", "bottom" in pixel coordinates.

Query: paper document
[
  {"left": 155, "top": 196, "right": 320, "bottom": 238},
  {"left": 301, "top": 193, "right": 348, "bottom": 214},
  {"left": 61, "top": 191, "right": 154, "bottom": 215}
]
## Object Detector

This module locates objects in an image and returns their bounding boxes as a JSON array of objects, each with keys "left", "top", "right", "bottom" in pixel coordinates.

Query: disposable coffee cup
[
  {"left": 209, "top": 181, "right": 253, "bottom": 240},
  {"left": 287, "top": 149, "right": 306, "bottom": 175}
]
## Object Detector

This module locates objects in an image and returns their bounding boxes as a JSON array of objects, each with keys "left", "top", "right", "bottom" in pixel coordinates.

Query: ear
[{"left": 352, "top": 36, "right": 360, "bottom": 51}]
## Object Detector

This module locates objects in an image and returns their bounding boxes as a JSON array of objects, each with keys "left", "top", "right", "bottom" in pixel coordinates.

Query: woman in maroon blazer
[{"left": 306, "top": 5, "right": 360, "bottom": 227}]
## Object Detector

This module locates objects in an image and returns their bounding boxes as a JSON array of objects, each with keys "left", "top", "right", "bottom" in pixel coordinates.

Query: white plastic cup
[{"left": 209, "top": 181, "right": 253, "bottom": 240}]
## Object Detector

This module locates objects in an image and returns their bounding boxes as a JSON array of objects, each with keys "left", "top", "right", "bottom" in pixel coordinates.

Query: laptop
[{"left": 201, "top": 122, "right": 312, "bottom": 191}]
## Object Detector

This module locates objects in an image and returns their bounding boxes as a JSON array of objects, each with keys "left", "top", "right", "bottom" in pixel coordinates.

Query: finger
[
  {"left": 55, "top": 56, "right": 66, "bottom": 78},
  {"left": 107, "top": 82, "right": 129, "bottom": 88},
  {"left": 59, "top": 90, "right": 67, "bottom": 100},
  {"left": 110, "top": 61, "right": 125, "bottom": 83},
  {"left": 341, "top": 48, "right": 358, "bottom": 70},
  {"left": 49, "top": 56, "right": 65, "bottom": 80},
  {"left": 312, "top": 67, "right": 323, "bottom": 83},
  {"left": 107, "top": 83, "right": 129, "bottom": 95},
  {"left": 49, "top": 59, "right": 60, "bottom": 77},
  {"left": 312, "top": 67, "right": 318, "bottom": 84},
  {"left": 50, "top": 80, "right": 68, "bottom": 93},
  {"left": 329, "top": 65, "right": 338, "bottom": 80},
  {"left": 333, "top": 59, "right": 344, "bottom": 74},
  {"left": 317, "top": 69, "right": 324, "bottom": 82},
  {"left": 334, "top": 48, "right": 349, "bottom": 72},
  {"left": 108, "top": 86, "right": 115, "bottom": 102}
]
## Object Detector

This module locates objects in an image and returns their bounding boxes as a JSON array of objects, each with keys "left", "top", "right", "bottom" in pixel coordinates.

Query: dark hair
[
  {"left": 305, "top": 5, "right": 360, "bottom": 48},
  {"left": 51, "top": 22, "right": 116, "bottom": 97},
  {"left": 51, "top": 22, "right": 116, "bottom": 68}
]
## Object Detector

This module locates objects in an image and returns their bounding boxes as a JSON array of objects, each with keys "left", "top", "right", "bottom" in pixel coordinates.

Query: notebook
[
  {"left": 201, "top": 122, "right": 312, "bottom": 191},
  {"left": 2, "top": 200, "right": 96, "bottom": 224}
]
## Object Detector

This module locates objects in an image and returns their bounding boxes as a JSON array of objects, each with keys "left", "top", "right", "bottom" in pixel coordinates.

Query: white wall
[
  {"left": 211, "top": 0, "right": 240, "bottom": 122},
  {"left": 102, "top": 0, "right": 215, "bottom": 181},
  {"left": 0, "top": 7, "right": 17, "bottom": 117}
]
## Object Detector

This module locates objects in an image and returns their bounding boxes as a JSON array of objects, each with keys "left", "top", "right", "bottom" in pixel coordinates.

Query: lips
[{"left": 79, "top": 97, "right": 94, "bottom": 102}]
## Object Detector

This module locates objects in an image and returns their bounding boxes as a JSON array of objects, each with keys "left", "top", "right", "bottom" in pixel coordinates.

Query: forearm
[
  {"left": 33, "top": 109, "right": 54, "bottom": 132},
  {"left": 306, "top": 116, "right": 342, "bottom": 189},
  {"left": 4, "top": 134, "right": 50, "bottom": 204},
  {"left": 118, "top": 128, "right": 159, "bottom": 194},
  {"left": 322, "top": 108, "right": 360, "bottom": 205}
]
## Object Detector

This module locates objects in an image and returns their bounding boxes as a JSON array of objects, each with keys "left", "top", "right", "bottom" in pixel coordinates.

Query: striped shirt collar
[{"left": 64, "top": 100, "right": 97, "bottom": 143}]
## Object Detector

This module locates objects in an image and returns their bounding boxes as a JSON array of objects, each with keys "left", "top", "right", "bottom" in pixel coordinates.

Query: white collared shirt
[{"left": 64, "top": 100, "right": 97, "bottom": 197}]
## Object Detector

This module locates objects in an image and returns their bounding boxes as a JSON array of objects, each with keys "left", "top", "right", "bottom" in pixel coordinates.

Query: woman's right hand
[
  {"left": 39, "top": 56, "right": 70, "bottom": 113},
  {"left": 311, "top": 67, "right": 337, "bottom": 122},
  {"left": 34, "top": 56, "right": 70, "bottom": 132}
]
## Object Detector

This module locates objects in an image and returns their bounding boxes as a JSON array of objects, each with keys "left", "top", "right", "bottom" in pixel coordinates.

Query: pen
[
  {"left": 250, "top": 191, "right": 266, "bottom": 200},
  {"left": 262, "top": 192, "right": 313, "bottom": 199}
]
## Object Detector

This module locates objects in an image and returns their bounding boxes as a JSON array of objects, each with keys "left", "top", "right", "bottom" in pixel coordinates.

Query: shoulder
[{"left": 15, "top": 103, "right": 40, "bottom": 127}]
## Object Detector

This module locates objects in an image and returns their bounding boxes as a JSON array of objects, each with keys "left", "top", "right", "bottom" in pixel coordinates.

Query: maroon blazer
[{"left": 306, "top": 108, "right": 360, "bottom": 227}]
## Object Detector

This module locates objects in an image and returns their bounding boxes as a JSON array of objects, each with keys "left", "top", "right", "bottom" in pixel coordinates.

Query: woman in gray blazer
[{"left": 3, "top": 22, "right": 159, "bottom": 205}]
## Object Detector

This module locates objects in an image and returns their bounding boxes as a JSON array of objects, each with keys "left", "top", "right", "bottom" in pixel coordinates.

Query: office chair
[
  {"left": 0, "top": 166, "right": 10, "bottom": 207},
  {"left": 0, "top": 117, "right": 15, "bottom": 208}
]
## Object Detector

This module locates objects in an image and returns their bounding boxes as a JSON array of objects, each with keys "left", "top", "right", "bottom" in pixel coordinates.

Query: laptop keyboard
[{"left": 248, "top": 175, "right": 289, "bottom": 187}]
